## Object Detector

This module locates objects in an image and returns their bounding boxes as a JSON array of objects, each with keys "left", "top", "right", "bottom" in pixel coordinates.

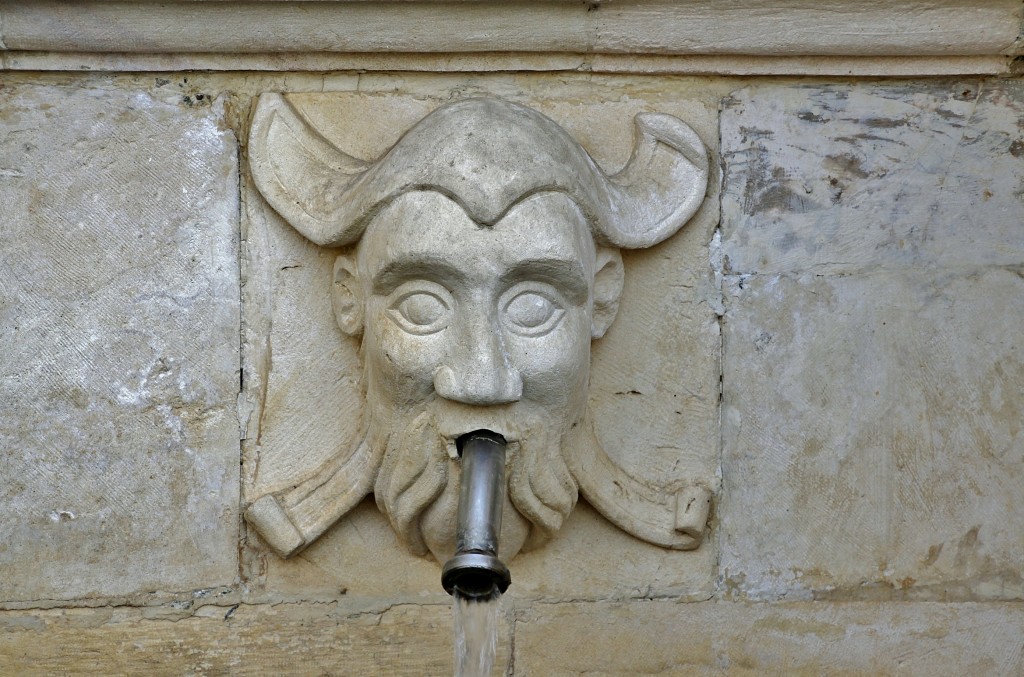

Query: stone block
[
  {"left": 240, "top": 89, "right": 722, "bottom": 600},
  {"left": 720, "top": 270, "right": 1024, "bottom": 600},
  {"left": 718, "top": 80, "right": 1024, "bottom": 601},
  {"left": 514, "top": 600, "right": 1024, "bottom": 675},
  {"left": 0, "top": 602, "right": 511, "bottom": 676},
  {"left": 721, "top": 81, "right": 1024, "bottom": 275},
  {"left": 0, "top": 85, "right": 240, "bottom": 601}
]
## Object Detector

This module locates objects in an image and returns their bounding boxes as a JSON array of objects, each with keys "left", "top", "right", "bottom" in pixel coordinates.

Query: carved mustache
[{"left": 374, "top": 409, "right": 579, "bottom": 561}]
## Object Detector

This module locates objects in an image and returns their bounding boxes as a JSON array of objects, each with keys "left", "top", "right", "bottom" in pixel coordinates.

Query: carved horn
[
  {"left": 248, "top": 93, "right": 371, "bottom": 247},
  {"left": 250, "top": 95, "right": 708, "bottom": 250},
  {"left": 595, "top": 112, "right": 709, "bottom": 249}
]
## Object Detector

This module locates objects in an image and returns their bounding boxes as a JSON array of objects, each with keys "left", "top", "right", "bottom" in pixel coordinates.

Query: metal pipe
[{"left": 441, "top": 430, "right": 511, "bottom": 600}]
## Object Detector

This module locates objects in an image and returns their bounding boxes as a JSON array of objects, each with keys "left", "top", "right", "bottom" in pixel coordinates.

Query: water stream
[{"left": 452, "top": 590, "right": 500, "bottom": 677}]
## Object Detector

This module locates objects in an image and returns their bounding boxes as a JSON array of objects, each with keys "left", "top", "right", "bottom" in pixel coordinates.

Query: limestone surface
[
  {"left": 2, "top": 68, "right": 1021, "bottom": 673},
  {"left": 0, "top": 602, "right": 512, "bottom": 676},
  {"left": 722, "top": 271, "right": 1024, "bottom": 600},
  {"left": 719, "top": 82, "right": 1024, "bottom": 601},
  {"left": 0, "top": 84, "right": 240, "bottom": 601},
  {"left": 514, "top": 600, "right": 1024, "bottom": 675},
  {"left": 3, "top": 599, "right": 1021, "bottom": 675},
  {"left": 720, "top": 81, "right": 1024, "bottom": 275},
  {"left": 2, "top": 1, "right": 1019, "bottom": 57}
]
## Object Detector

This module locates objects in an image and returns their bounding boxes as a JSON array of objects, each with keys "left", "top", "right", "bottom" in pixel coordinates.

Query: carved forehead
[
  {"left": 375, "top": 98, "right": 603, "bottom": 228},
  {"left": 357, "top": 191, "right": 596, "bottom": 282}
]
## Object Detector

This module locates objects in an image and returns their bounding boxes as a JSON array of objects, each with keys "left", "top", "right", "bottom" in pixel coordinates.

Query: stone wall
[{"left": 2, "top": 3, "right": 1023, "bottom": 674}]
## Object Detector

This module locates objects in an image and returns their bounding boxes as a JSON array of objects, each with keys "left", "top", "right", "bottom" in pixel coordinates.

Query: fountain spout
[{"left": 441, "top": 430, "right": 512, "bottom": 600}]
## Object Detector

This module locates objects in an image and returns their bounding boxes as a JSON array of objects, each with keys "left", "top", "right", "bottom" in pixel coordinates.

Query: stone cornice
[{"left": 1, "top": 1, "right": 1021, "bottom": 58}]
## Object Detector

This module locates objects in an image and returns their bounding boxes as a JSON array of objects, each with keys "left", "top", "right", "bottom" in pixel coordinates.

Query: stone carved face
[
  {"left": 351, "top": 191, "right": 622, "bottom": 560},
  {"left": 357, "top": 192, "right": 597, "bottom": 442},
  {"left": 244, "top": 96, "right": 713, "bottom": 564}
]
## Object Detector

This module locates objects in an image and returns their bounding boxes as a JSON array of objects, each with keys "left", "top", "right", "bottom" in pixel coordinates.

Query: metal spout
[{"left": 441, "top": 430, "right": 511, "bottom": 599}]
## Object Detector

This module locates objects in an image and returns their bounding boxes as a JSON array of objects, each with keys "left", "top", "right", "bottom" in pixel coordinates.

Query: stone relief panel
[
  {"left": 240, "top": 90, "right": 722, "bottom": 599},
  {"left": 0, "top": 84, "right": 240, "bottom": 601}
]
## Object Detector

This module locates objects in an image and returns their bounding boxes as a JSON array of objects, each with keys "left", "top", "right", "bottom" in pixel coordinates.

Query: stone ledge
[
  {"left": 1, "top": 52, "right": 1017, "bottom": 76},
  {"left": 0, "top": 1, "right": 1020, "bottom": 58}
]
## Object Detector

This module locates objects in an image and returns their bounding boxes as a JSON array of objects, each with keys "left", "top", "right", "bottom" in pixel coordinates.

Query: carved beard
[{"left": 370, "top": 407, "right": 580, "bottom": 563}]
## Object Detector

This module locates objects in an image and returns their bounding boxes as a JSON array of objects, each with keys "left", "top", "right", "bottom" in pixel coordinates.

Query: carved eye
[
  {"left": 388, "top": 289, "right": 451, "bottom": 335},
  {"left": 503, "top": 289, "right": 564, "bottom": 336}
]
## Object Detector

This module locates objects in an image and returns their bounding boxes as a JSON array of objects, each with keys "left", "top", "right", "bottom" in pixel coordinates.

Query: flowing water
[{"left": 453, "top": 590, "right": 500, "bottom": 677}]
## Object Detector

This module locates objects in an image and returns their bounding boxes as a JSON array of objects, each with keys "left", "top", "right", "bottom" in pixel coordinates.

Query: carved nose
[{"left": 434, "top": 321, "right": 523, "bottom": 406}]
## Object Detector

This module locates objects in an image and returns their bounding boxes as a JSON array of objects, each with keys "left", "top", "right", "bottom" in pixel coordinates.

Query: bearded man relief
[{"left": 245, "top": 95, "right": 713, "bottom": 566}]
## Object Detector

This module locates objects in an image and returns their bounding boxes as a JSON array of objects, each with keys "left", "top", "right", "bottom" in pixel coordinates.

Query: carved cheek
[
  {"left": 365, "top": 302, "right": 448, "bottom": 402},
  {"left": 505, "top": 308, "right": 591, "bottom": 406}
]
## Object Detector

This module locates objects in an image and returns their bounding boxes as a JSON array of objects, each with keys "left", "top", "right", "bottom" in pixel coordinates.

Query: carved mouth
[
  {"left": 427, "top": 401, "right": 536, "bottom": 461},
  {"left": 444, "top": 437, "right": 523, "bottom": 466},
  {"left": 434, "top": 404, "right": 516, "bottom": 437},
  {"left": 442, "top": 428, "right": 521, "bottom": 461}
]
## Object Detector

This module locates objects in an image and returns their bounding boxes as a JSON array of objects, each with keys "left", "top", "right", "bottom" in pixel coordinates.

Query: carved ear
[
  {"left": 249, "top": 93, "right": 371, "bottom": 246},
  {"left": 591, "top": 247, "right": 624, "bottom": 339},
  {"left": 598, "top": 113, "right": 709, "bottom": 249},
  {"left": 332, "top": 255, "right": 363, "bottom": 336}
]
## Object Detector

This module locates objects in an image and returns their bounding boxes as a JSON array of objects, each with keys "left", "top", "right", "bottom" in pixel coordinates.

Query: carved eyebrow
[
  {"left": 371, "top": 256, "right": 467, "bottom": 295},
  {"left": 500, "top": 258, "right": 589, "bottom": 305}
]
